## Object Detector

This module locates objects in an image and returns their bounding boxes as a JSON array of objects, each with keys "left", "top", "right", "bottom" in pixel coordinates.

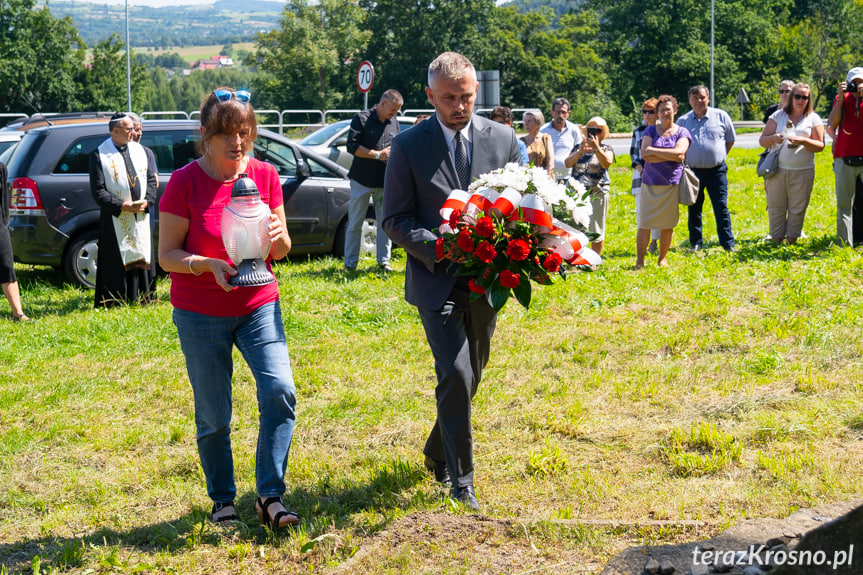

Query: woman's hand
[
  {"left": 268, "top": 207, "right": 292, "bottom": 260},
  {"left": 201, "top": 258, "right": 238, "bottom": 292}
]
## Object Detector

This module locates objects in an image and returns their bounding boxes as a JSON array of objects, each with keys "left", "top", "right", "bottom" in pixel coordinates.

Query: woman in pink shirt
[{"left": 159, "top": 88, "right": 299, "bottom": 530}]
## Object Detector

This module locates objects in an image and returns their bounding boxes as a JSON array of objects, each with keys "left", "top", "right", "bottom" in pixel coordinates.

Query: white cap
[{"left": 847, "top": 67, "right": 863, "bottom": 84}]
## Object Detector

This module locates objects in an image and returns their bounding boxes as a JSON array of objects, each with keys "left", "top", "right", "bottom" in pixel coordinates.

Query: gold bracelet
[{"left": 188, "top": 254, "right": 202, "bottom": 276}]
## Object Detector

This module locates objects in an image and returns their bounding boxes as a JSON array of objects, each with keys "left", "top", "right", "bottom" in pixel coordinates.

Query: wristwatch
[{"left": 372, "top": 150, "right": 381, "bottom": 160}]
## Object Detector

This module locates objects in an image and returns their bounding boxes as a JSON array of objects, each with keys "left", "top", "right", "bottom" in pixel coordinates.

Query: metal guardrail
[
  {"left": 2, "top": 109, "right": 769, "bottom": 135},
  {"left": 141, "top": 111, "right": 189, "bottom": 120}
]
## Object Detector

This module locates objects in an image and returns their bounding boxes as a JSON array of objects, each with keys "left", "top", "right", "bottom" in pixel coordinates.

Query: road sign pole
[{"left": 357, "top": 61, "right": 374, "bottom": 110}]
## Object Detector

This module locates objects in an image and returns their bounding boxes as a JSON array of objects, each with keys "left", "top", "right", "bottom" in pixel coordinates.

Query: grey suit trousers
[{"left": 418, "top": 279, "right": 496, "bottom": 488}]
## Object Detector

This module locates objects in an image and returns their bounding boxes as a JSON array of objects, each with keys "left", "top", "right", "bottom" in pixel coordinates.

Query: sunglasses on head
[
  {"left": 212, "top": 89, "right": 251, "bottom": 104},
  {"left": 793, "top": 93, "right": 810, "bottom": 100},
  {"left": 641, "top": 109, "right": 656, "bottom": 114}
]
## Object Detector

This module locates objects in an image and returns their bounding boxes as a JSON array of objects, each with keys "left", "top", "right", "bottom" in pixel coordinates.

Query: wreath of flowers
[{"left": 435, "top": 163, "right": 601, "bottom": 311}]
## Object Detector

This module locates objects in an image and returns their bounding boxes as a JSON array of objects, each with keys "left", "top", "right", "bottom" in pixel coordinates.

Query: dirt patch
[{"left": 329, "top": 511, "right": 603, "bottom": 574}]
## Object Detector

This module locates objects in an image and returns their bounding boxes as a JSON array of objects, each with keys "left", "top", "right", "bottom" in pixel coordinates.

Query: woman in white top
[{"left": 758, "top": 83, "right": 825, "bottom": 243}]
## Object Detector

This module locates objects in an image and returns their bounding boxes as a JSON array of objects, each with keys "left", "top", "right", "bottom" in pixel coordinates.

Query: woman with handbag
[
  {"left": 637, "top": 94, "right": 692, "bottom": 269},
  {"left": 520, "top": 109, "right": 555, "bottom": 178},
  {"left": 758, "top": 82, "right": 825, "bottom": 244}
]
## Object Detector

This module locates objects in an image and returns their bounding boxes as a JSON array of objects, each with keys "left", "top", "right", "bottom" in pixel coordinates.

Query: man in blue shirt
[
  {"left": 676, "top": 85, "right": 737, "bottom": 252},
  {"left": 541, "top": 97, "right": 583, "bottom": 183}
]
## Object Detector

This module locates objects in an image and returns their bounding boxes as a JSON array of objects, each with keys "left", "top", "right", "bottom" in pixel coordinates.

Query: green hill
[{"left": 42, "top": 0, "right": 282, "bottom": 48}]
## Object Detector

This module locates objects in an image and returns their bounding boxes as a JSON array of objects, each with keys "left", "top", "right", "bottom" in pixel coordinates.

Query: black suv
[{"left": 5, "top": 119, "right": 370, "bottom": 287}]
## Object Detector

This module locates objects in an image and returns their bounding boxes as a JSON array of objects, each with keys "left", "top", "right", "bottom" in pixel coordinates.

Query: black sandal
[
  {"left": 255, "top": 496, "right": 299, "bottom": 529},
  {"left": 211, "top": 501, "right": 239, "bottom": 526}
]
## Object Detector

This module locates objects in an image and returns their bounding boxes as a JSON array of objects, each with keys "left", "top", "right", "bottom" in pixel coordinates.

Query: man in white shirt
[{"left": 540, "top": 97, "right": 582, "bottom": 182}]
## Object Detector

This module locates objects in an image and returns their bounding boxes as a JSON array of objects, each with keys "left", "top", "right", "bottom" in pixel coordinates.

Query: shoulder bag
[
  {"left": 678, "top": 164, "right": 699, "bottom": 205},
  {"left": 757, "top": 147, "right": 780, "bottom": 178}
]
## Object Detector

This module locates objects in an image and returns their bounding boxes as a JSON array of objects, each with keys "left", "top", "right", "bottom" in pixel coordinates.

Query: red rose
[
  {"left": 468, "top": 278, "right": 485, "bottom": 294},
  {"left": 506, "top": 239, "right": 531, "bottom": 261},
  {"left": 435, "top": 237, "right": 446, "bottom": 260},
  {"left": 456, "top": 231, "right": 475, "bottom": 252},
  {"left": 475, "top": 241, "right": 497, "bottom": 263},
  {"left": 543, "top": 252, "right": 562, "bottom": 272},
  {"left": 475, "top": 216, "right": 495, "bottom": 238},
  {"left": 449, "top": 209, "right": 463, "bottom": 230},
  {"left": 499, "top": 270, "right": 521, "bottom": 288}
]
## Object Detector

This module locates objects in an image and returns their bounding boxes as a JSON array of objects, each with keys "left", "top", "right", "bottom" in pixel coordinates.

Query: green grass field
[
  {"left": 1, "top": 147, "right": 861, "bottom": 574},
  {"left": 136, "top": 43, "right": 256, "bottom": 61}
]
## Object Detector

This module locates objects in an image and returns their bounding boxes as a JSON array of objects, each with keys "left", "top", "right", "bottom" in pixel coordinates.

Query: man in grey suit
[{"left": 382, "top": 52, "right": 521, "bottom": 510}]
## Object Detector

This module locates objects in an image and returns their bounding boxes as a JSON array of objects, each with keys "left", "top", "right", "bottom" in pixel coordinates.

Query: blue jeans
[
  {"left": 173, "top": 301, "right": 297, "bottom": 503},
  {"left": 344, "top": 179, "right": 391, "bottom": 268},
  {"left": 687, "top": 163, "right": 736, "bottom": 249}
]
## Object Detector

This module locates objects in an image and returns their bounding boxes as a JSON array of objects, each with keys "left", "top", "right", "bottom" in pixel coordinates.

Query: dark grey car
[{"left": 5, "top": 120, "right": 364, "bottom": 287}]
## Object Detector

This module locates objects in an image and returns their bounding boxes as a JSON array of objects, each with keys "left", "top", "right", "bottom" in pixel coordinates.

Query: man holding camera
[{"left": 828, "top": 67, "right": 863, "bottom": 246}]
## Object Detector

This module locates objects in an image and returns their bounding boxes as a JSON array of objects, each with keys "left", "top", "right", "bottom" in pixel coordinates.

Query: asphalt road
[{"left": 604, "top": 131, "right": 765, "bottom": 157}]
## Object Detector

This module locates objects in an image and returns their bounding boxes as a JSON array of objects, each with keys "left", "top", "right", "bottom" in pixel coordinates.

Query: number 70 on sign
[{"left": 357, "top": 61, "right": 374, "bottom": 93}]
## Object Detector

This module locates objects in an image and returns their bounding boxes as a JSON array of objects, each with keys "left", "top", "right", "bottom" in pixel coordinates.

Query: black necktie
[{"left": 454, "top": 131, "right": 470, "bottom": 189}]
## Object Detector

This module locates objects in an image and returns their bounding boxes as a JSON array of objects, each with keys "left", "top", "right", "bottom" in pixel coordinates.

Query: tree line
[{"left": 2, "top": 0, "right": 862, "bottom": 131}]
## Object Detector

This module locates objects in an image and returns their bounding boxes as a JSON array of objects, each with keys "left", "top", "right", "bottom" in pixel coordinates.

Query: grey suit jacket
[{"left": 382, "top": 114, "right": 522, "bottom": 310}]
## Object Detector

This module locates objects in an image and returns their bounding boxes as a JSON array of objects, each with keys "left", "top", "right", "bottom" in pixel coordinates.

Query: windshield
[{"left": 299, "top": 121, "right": 349, "bottom": 146}]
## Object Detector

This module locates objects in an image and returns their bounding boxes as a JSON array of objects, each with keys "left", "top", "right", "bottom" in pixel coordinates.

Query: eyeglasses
[
  {"left": 779, "top": 89, "right": 792, "bottom": 94},
  {"left": 641, "top": 109, "right": 656, "bottom": 114},
  {"left": 212, "top": 89, "right": 251, "bottom": 104},
  {"left": 793, "top": 94, "right": 810, "bottom": 101}
]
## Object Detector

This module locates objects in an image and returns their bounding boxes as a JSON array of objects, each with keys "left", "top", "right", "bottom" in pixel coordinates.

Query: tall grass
[{"left": 1, "top": 148, "right": 861, "bottom": 574}]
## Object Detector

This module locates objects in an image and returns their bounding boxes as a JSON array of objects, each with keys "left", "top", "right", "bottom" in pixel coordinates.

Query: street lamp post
[
  {"left": 125, "top": 0, "right": 132, "bottom": 112},
  {"left": 710, "top": 0, "right": 715, "bottom": 107}
]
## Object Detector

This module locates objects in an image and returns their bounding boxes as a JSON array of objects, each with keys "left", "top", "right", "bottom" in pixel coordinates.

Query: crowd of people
[{"left": 4, "top": 54, "right": 863, "bottom": 529}]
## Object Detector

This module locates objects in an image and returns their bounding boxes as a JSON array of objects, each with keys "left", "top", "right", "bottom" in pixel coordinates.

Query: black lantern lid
[{"left": 231, "top": 174, "right": 259, "bottom": 198}]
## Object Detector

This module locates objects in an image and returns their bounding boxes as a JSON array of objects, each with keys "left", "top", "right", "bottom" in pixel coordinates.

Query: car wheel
[
  {"left": 360, "top": 217, "right": 377, "bottom": 256},
  {"left": 64, "top": 230, "right": 99, "bottom": 289}
]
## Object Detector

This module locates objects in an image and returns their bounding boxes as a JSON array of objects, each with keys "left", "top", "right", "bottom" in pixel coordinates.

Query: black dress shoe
[
  {"left": 424, "top": 455, "right": 450, "bottom": 484},
  {"left": 452, "top": 485, "right": 480, "bottom": 511}
]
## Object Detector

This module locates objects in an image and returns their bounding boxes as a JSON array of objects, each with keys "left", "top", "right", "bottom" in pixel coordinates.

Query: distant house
[{"left": 191, "top": 56, "right": 234, "bottom": 70}]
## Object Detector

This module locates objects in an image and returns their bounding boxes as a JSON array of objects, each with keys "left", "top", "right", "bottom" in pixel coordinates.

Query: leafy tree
[
  {"left": 360, "top": 0, "right": 495, "bottom": 109},
  {"left": 154, "top": 52, "right": 187, "bottom": 70},
  {"left": 76, "top": 34, "right": 148, "bottom": 112},
  {"left": 249, "top": 0, "right": 370, "bottom": 110},
  {"left": 0, "top": 0, "right": 86, "bottom": 113},
  {"left": 140, "top": 67, "right": 177, "bottom": 113},
  {"left": 791, "top": 0, "right": 863, "bottom": 111},
  {"left": 167, "top": 68, "right": 258, "bottom": 113},
  {"left": 473, "top": 6, "right": 559, "bottom": 111}
]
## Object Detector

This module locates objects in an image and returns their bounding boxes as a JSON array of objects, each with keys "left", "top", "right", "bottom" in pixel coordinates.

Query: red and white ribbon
[
  {"left": 465, "top": 186, "right": 499, "bottom": 217},
  {"left": 514, "top": 194, "right": 552, "bottom": 232},
  {"left": 440, "top": 189, "right": 470, "bottom": 222},
  {"left": 489, "top": 187, "right": 522, "bottom": 218}
]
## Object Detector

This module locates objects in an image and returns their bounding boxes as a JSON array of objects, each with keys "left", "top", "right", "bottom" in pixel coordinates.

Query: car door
[{"left": 254, "top": 133, "right": 337, "bottom": 251}]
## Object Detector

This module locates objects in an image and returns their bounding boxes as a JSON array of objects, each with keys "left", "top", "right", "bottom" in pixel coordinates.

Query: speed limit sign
[{"left": 357, "top": 61, "right": 374, "bottom": 93}]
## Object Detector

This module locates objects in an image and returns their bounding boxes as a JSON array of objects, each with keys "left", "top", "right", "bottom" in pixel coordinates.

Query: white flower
[{"left": 570, "top": 202, "right": 592, "bottom": 229}]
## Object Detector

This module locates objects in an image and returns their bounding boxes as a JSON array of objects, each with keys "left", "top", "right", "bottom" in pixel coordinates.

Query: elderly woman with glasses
[
  {"left": 758, "top": 82, "right": 825, "bottom": 244},
  {"left": 630, "top": 98, "right": 660, "bottom": 253},
  {"left": 158, "top": 87, "right": 300, "bottom": 529}
]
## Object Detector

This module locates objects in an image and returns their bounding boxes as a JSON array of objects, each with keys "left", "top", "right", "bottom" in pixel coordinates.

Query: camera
[
  {"left": 846, "top": 81, "right": 859, "bottom": 93},
  {"left": 587, "top": 126, "right": 601, "bottom": 138}
]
